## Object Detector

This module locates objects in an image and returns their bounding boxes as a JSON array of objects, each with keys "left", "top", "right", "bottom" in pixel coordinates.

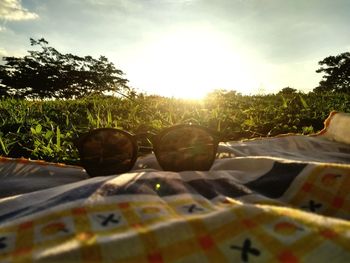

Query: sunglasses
[{"left": 76, "top": 124, "right": 220, "bottom": 177}]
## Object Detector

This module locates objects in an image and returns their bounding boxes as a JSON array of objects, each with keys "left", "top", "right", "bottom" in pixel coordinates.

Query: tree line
[
  {"left": 0, "top": 38, "right": 349, "bottom": 99},
  {"left": 0, "top": 38, "right": 131, "bottom": 99}
]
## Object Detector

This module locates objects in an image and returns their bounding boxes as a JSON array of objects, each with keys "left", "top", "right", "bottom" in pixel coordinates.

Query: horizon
[{"left": 1, "top": 0, "right": 350, "bottom": 99}]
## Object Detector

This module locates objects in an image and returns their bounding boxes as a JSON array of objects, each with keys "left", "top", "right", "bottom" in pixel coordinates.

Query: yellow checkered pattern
[
  {"left": 1, "top": 190, "right": 350, "bottom": 262},
  {"left": 282, "top": 163, "right": 350, "bottom": 218}
]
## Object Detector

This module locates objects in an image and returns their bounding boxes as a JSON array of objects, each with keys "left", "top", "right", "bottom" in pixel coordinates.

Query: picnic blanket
[{"left": 0, "top": 111, "right": 350, "bottom": 263}]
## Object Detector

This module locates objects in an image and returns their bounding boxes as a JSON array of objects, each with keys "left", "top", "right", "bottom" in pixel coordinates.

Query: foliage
[
  {"left": 0, "top": 38, "right": 130, "bottom": 99},
  {"left": 0, "top": 91, "right": 349, "bottom": 165},
  {"left": 277, "top": 87, "right": 298, "bottom": 95},
  {"left": 314, "top": 52, "right": 350, "bottom": 93}
]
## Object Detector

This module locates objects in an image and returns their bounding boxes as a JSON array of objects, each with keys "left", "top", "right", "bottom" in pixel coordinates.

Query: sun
[{"left": 124, "top": 27, "right": 258, "bottom": 99}]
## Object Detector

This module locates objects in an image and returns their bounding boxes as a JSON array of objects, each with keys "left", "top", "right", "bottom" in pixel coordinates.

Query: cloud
[
  {"left": 86, "top": 0, "right": 142, "bottom": 10},
  {"left": 0, "top": 0, "right": 38, "bottom": 21}
]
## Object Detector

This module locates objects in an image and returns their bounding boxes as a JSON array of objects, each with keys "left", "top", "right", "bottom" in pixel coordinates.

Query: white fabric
[{"left": 319, "top": 111, "right": 350, "bottom": 144}]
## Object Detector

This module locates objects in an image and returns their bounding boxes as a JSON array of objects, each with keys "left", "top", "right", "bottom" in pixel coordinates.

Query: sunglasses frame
[
  {"left": 76, "top": 124, "right": 220, "bottom": 176},
  {"left": 152, "top": 124, "right": 220, "bottom": 172}
]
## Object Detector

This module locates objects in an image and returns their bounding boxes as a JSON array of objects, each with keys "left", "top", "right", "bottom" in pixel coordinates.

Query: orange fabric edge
[
  {"left": 313, "top": 111, "right": 338, "bottom": 136},
  {"left": 0, "top": 156, "right": 83, "bottom": 169}
]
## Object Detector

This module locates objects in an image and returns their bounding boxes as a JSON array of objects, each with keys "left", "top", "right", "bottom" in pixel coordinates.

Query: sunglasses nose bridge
[{"left": 133, "top": 131, "right": 157, "bottom": 155}]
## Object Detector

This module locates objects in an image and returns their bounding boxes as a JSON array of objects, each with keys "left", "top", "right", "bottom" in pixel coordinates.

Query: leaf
[
  {"left": 56, "top": 126, "right": 61, "bottom": 149},
  {"left": 0, "top": 136, "right": 9, "bottom": 155},
  {"left": 299, "top": 95, "right": 309, "bottom": 109},
  {"left": 281, "top": 96, "right": 288, "bottom": 108},
  {"left": 45, "top": 130, "right": 54, "bottom": 140},
  {"left": 107, "top": 110, "right": 112, "bottom": 126},
  {"left": 35, "top": 124, "right": 42, "bottom": 133}
]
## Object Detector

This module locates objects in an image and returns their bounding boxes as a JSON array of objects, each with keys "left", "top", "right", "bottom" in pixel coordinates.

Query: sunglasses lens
[
  {"left": 155, "top": 127, "right": 216, "bottom": 171},
  {"left": 78, "top": 129, "right": 136, "bottom": 177}
]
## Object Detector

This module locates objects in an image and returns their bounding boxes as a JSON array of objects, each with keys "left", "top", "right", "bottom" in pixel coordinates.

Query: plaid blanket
[{"left": 0, "top": 111, "right": 350, "bottom": 262}]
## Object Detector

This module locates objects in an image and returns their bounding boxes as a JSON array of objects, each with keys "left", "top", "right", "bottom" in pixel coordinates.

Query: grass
[{"left": 0, "top": 90, "right": 349, "bottom": 165}]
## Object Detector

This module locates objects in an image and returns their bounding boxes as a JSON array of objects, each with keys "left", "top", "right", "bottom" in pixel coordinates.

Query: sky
[{"left": 1, "top": 0, "right": 350, "bottom": 99}]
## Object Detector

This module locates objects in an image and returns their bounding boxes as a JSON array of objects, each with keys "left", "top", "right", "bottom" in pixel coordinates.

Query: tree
[
  {"left": 0, "top": 38, "right": 130, "bottom": 99},
  {"left": 314, "top": 52, "right": 350, "bottom": 93},
  {"left": 277, "top": 87, "right": 298, "bottom": 95}
]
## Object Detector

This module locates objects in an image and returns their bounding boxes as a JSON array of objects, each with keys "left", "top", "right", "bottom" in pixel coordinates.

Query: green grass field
[{"left": 0, "top": 90, "right": 349, "bottom": 165}]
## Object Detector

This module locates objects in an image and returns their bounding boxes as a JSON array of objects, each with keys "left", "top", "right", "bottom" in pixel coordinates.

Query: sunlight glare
[{"left": 124, "top": 28, "right": 259, "bottom": 98}]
